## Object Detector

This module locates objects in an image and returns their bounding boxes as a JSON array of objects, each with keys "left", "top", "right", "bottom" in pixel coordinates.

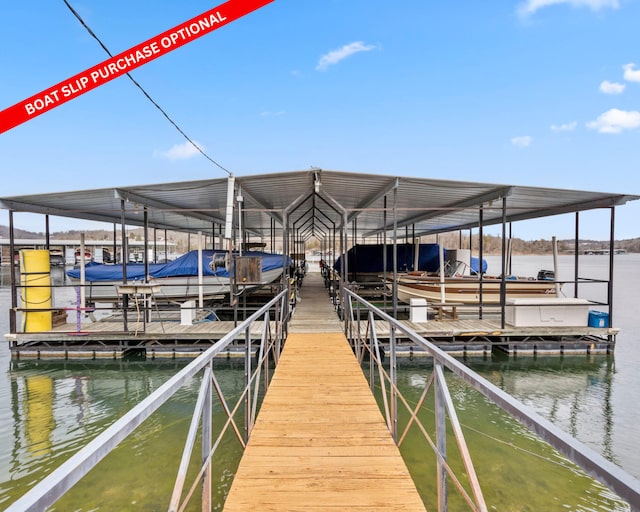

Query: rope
[{"left": 61, "top": 0, "right": 233, "bottom": 176}]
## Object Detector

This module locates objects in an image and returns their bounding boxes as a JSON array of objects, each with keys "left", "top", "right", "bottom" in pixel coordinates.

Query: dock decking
[
  {"left": 223, "top": 276, "right": 426, "bottom": 511},
  {"left": 6, "top": 271, "right": 617, "bottom": 358}
]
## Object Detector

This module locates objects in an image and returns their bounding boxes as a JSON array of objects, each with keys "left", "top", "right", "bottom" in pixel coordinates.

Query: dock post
[
  {"left": 201, "top": 364, "right": 212, "bottom": 511},
  {"left": 390, "top": 324, "right": 398, "bottom": 442},
  {"left": 244, "top": 326, "right": 252, "bottom": 443},
  {"left": 435, "top": 363, "right": 448, "bottom": 511}
]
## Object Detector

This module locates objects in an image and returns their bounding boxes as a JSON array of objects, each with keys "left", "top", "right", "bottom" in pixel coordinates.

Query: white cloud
[
  {"left": 155, "top": 141, "right": 203, "bottom": 160},
  {"left": 586, "top": 108, "right": 640, "bottom": 133},
  {"left": 511, "top": 136, "right": 533, "bottom": 147},
  {"left": 623, "top": 63, "right": 640, "bottom": 82},
  {"left": 316, "top": 41, "right": 377, "bottom": 71},
  {"left": 599, "top": 80, "right": 625, "bottom": 94},
  {"left": 517, "top": 0, "right": 619, "bottom": 17},
  {"left": 550, "top": 121, "right": 577, "bottom": 132}
]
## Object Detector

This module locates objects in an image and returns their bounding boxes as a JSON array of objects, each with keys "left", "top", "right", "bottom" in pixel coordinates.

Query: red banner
[{"left": 0, "top": 0, "right": 273, "bottom": 134}]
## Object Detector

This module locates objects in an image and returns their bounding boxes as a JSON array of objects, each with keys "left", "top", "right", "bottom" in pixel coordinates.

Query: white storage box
[
  {"left": 505, "top": 297, "right": 592, "bottom": 327},
  {"left": 410, "top": 298, "right": 427, "bottom": 322},
  {"left": 180, "top": 300, "right": 196, "bottom": 325}
]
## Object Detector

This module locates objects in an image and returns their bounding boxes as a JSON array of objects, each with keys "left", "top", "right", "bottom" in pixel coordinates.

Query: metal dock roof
[{"left": 1, "top": 169, "right": 637, "bottom": 238}]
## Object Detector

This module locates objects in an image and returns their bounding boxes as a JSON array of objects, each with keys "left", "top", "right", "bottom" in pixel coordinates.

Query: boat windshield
[{"left": 442, "top": 260, "right": 471, "bottom": 277}]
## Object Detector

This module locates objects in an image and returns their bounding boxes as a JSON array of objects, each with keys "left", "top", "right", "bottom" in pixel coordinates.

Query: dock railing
[
  {"left": 343, "top": 287, "right": 640, "bottom": 511},
  {"left": 4, "top": 288, "right": 290, "bottom": 512}
]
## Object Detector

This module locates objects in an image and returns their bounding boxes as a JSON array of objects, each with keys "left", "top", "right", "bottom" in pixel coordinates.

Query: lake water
[{"left": 1, "top": 254, "right": 639, "bottom": 510}]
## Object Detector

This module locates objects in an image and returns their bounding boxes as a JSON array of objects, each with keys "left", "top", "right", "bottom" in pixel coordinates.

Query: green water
[
  {"left": 3, "top": 255, "right": 640, "bottom": 510},
  {"left": 1, "top": 358, "right": 248, "bottom": 512},
  {"left": 1, "top": 355, "right": 629, "bottom": 511},
  {"left": 388, "top": 357, "right": 627, "bottom": 511}
]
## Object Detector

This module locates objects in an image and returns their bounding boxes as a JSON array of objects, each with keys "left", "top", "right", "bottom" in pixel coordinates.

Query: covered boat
[
  {"left": 66, "top": 250, "right": 290, "bottom": 302},
  {"left": 333, "top": 243, "right": 486, "bottom": 282}
]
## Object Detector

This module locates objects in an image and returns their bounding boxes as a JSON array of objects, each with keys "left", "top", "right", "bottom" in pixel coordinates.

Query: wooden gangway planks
[
  {"left": 223, "top": 331, "right": 426, "bottom": 511},
  {"left": 224, "top": 272, "right": 426, "bottom": 510}
]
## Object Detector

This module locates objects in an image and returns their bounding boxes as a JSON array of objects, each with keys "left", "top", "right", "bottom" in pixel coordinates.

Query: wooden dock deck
[
  {"left": 6, "top": 271, "right": 617, "bottom": 358},
  {"left": 223, "top": 275, "right": 426, "bottom": 511}
]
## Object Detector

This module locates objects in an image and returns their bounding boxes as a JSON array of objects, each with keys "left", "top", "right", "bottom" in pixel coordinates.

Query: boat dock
[
  {"left": 2, "top": 170, "right": 633, "bottom": 360},
  {"left": 5, "top": 272, "right": 618, "bottom": 358},
  {"left": 223, "top": 271, "right": 426, "bottom": 510}
]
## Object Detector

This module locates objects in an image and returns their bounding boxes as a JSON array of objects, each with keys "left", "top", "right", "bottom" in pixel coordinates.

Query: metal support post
[
  {"left": 383, "top": 196, "right": 388, "bottom": 312},
  {"left": 500, "top": 198, "right": 507, "bottom": 329},
  {"left": 478, "top": 206, "right": 484, "bottom": 319},
  {"left": 435, "top": 363, "right": 448, "bottom": 512},
  {"left": 390, "top": 324, "right": 397, "bottom": 442},
  {"left": 244, "top": 326, "right": 252, "bottom": 443},
  {"left": 201, "top": 365, "right": 212, "bottom": 511},
  {"left": 608, "top": 207, "right": 615, "bottom": 327},
  {"left": 392, "top": 185, "right": 398, "bottom": 318},
  {"left": 120, "top": 199, "right": 129, "bottom": 332},
  {"left": 9, "top": 211, "right": 16, "bottom": 333},
  {"left": 574, "top": 212, "right": 580, "bottom": 298}
]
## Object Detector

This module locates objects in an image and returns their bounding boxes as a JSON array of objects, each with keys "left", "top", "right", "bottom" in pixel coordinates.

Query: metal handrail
[
  {"left": 5, "top": 288, "right": 290, "bottom": 512},
  {"left": 348, "top": 296, "right": 486, "bottom": 511},
  {"left": 344, "top": 288, "right": 640, "bottom": 510}
]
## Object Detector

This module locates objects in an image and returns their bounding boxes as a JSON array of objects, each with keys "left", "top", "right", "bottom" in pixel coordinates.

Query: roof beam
[
  {"left": 115, "top": 188, "right": 225, "bottom": 225},
  {"left": 284, "top": 190, "right": 314, "bottom": 216},
  {"left": 233, "top": 181, "right": 284, "bottom": 226},
  {"left": 346, "top": 177, "right": 399, "bottom": 224},
  {"left": 315, "top": 189, "right": 346, "bottom": 224},
  {"left": 499, "top": 194, "right": 637, "bottom": 225},
  {"left": 116, "top": 187, "right": 266, "bottom": 238},
  {"left": 0, "top": 199, "right": 125, "bottom": 225},
  {"left": 361, "top": 186, "right": 513, "bottom": 238},
  {"left": 400, "top": 186, "right": 513, "bottom": 228},
  {"left": 408, "top": 194, "right": 638, "bottom": 237},
  {"left": 0, "top": 198, "right": 208, "bottom": 233}
]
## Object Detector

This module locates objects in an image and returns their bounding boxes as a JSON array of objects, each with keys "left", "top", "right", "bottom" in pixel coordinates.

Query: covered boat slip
[
  {"left": 64, "top": 249, "right": 289, "bottom": 301},
  {"left": 1, "top": 169, "right": 637, "bottom": 355}
]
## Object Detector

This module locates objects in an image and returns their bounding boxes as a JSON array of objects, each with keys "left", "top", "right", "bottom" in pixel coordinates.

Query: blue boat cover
[
  {"left": 333, "top": 244, "right": 487, "bottom": 274},
  {"left": 471, "top": 256, "right": 488, "bottom": 274},
  {"left": 67, "top": 250, "right": 290, "bottom": 282},
  {"left": 333, "top": 244, "right": 441, "bottom": 274}
]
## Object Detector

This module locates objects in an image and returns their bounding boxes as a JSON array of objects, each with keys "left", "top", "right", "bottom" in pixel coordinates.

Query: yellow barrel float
[{"left": 20, "top": 249, "right": 52, "bottom": 332}]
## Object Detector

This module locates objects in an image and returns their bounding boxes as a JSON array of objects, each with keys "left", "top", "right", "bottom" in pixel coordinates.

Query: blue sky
[{"left": 1, "top": 0, "right": 640, "bottom": 240}]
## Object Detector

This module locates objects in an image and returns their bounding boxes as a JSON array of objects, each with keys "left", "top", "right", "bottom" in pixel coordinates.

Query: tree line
[{"left": 2, "top": 225, "right": 639, "bottom": 255}]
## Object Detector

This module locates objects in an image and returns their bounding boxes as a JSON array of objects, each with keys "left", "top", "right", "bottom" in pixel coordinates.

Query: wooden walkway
[{"left": 224, "top": 273, "right": 426, "bottom": 511}]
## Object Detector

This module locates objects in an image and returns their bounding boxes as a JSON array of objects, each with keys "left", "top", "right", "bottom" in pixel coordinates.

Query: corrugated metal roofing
[{"left": 0, "top": 169, "right": 637, "bottom": 240}]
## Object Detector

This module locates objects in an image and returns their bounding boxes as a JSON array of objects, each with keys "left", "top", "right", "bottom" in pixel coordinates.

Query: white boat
[
  {"left": 376, "top": 244, "right": 559, "bottom": 305},
  {"left": 387, "top": 256, "right": 559, "bottom": 305},
  {"left": 66, "top": 250, "right": 290, "bottom": 302},
  {"left": 389, "top": 273, "right": 559, "bottom": 305}
]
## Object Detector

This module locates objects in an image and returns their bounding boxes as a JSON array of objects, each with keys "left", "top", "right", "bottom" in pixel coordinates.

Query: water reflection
[
  {"left": 392, "top": 354, "right": 626, "bottom": 511},
  {"left": 23, "top": 375, "right": 55, "bottom": 457},
  {"left": 5, "top": 360, "right": 181, "bottom": 501},
  {"left": 401, "top": 354, "right": 618, "bottom": 462},
  {"left": 465, "top": 354, "right": 617, "bottom": 463}
]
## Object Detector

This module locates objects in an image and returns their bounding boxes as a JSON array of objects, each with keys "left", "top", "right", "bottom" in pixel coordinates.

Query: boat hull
[{"left": 390, "top": 275, "right": 558, "bottom": 305}]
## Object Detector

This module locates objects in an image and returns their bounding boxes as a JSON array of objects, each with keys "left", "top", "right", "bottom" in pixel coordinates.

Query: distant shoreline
[{"left": 2, "top": 225, "right": 638, "bottom": 256}]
